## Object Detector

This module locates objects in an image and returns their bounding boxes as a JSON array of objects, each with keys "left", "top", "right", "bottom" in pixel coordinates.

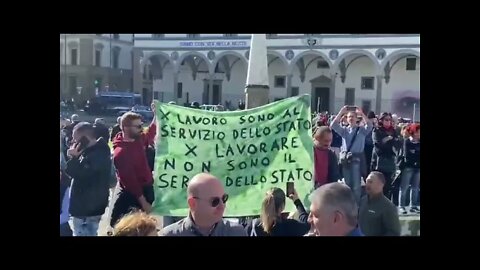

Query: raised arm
[
  {"left": 356, "top": 108, "right": 373, "bottom": 135},
  {"left": 330, "top": 106, "right": 349, "bottom": 137},
  {"left": 143, "top": 102, "right": 157, "bottom": 147}
]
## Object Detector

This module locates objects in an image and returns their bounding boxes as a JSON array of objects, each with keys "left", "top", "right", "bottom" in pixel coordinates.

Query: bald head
[
  {"left": 392, "top": 114, "right": 399, "bottom": 125},
  {"left": 187, "top": 173, "right": 226, "bottom": 227},
  {"left": 187, "top": 173, "right": 223, "bottom": 197}
]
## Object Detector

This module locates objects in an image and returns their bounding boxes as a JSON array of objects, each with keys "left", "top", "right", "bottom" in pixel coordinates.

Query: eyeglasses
[{"left": 192, "top": 194, "right": 229, "bottom": 207}]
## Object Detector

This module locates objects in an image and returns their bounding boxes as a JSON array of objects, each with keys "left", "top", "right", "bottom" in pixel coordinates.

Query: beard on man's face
[
  {"left": 131, "top": 130, "right": 142, "bottom": 139},
  {"left": 125, "top": 128, "right": 142, "bottom": 139}
]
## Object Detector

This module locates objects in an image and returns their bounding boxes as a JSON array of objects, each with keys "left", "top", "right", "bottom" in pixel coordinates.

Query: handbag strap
[
  {"left": 346, "top": 127, "right": 360, "bottom": 153},
  {"left": 250, "top": 219, "right": 258, "bottom": 236}
]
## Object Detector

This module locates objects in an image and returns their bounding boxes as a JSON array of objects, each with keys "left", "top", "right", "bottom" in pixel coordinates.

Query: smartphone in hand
[
  {"left": 286, "top": 182, "right": 294, "bottom": 197},
  {"left": 346, "top": 106, "right": 357, "bottom": 112}
]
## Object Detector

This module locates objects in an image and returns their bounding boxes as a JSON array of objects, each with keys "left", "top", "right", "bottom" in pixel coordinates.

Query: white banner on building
[{"left": 179, "top": 41, "right": 248, "bottom": 48}]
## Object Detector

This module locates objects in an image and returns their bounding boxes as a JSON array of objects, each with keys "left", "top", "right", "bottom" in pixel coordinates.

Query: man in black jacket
[
  {"left": 94, "top": 118, "right": 110, "bottom": 142},
  {"left": 110, "top": 117, "right": 122, "bottom": 142},
  {"left": 66, "top": 122, "right": 111, "bottom": 236},
  {"left": 359, "top": 172, "right": 400, "bottom": 236},
  {"left": 371, "top": 113, "right": 400, "bottom": 200}
]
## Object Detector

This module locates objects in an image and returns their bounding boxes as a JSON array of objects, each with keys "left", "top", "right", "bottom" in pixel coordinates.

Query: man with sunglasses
[
  {"left": 159, "top": 173, "right": 246, "bottom": 236},
  {"left": 110, "top": 104, "right": 157, "bottom": 228}
]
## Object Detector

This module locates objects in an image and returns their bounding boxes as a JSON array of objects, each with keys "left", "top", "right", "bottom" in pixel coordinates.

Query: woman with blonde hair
[
  {"left": 245, "top": 187, "right": 310, "bottom": 236},
  {"left": 113, "top": 211, "right": 158, "bottom": 236}
]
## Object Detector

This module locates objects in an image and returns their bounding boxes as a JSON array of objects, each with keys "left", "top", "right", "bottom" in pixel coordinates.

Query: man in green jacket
[{"left": 359, "top": 171, "right": 401, "bottom": 236}]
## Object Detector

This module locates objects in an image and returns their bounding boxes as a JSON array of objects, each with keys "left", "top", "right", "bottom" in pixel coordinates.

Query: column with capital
[
  {"left": 173, "top": 72, "right": 179, "bottom": 103},
  {"left": 286, "top": 74, "right": 293, "bottom": 97},
  {"left": 375, "top": 75, "right": 383, "bottom": 113},
  {"left": 208, "top": 73, "right": 214, "bottom": 105},
  {"left": 329, "top": 73, "right": 337, "bottom": 113}
]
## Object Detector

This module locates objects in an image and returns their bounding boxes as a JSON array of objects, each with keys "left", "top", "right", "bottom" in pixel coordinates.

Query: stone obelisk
[{"left": 245, "top": 34, "right": 269, "bottom": 109}]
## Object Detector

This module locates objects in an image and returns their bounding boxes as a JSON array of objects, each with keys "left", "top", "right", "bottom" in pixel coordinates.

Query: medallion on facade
[
  {"left": 207, "top": 51, "right": 216, "bottom": 60},
  {"left": 285, "top": 50, "right": 295, "bottom": 60},
  {"left": 307, "top": 38, "right": 317, "bottom": 47},
  {"left": 171, "top": 51, "right": 179, "bottom": 60},
  {"left": 245, "top": 50, "right": 250, "bottom": 60},
  {"left": 329, "top": 49, "right": 339, "bottom": 60},
  {"left": 375, "top": 48, "right": 386, "bottom": 60}
]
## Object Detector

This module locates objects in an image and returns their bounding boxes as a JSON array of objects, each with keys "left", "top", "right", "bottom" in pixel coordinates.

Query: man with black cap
[{"left": 65, "top": 122, "right": 112, "bottom": 236}]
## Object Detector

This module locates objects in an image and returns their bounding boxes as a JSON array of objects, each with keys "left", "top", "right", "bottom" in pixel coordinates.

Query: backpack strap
[{"left": 347, "top": 127, "right": 360, "bottom": 152}]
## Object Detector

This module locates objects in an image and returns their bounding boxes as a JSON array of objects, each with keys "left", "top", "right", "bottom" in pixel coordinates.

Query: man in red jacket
[{"left": 110, "top": 104, "right": 157, "bottom": 227}]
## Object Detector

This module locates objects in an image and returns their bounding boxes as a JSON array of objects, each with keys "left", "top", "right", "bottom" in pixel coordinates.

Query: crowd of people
[
  {"left": 312, "top": 106, "right": 420, "bottom": 215},
  {"left": 60, "top": 103, "right": 419, "bottom": 237}
]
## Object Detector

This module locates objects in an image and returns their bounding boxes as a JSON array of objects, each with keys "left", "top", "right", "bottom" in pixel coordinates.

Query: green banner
[{"left": 152, "top": 95, "right": 314, "bottom": 216}]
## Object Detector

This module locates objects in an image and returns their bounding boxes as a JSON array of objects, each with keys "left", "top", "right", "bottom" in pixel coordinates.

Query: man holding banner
[{"left": 110, "top": 105, "right": 157, "bottom": 227}]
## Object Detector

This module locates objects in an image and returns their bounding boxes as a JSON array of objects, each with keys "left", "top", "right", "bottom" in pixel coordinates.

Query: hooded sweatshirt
[{"left": 113, "top": 122, "right": 156, "bottom": 198}]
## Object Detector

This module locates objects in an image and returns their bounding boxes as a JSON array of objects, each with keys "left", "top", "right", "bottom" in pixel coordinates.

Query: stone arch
[
  {"left": 333, "top": 49, "right": 380, "bottom": 75},
  {"left": 267, "top": 50, "right": 289, "bottom": 70},
  {"left": 176, "top": 51, "right": 212, "bottom": 74},
  {"left": 380, "top": 49, "right": 420, "bottom": 71},
  {"left": 140, "top": 51, "right": 171, "bottom": 71},
  {"left": 288, "top": 50, "right": 332, "bottom": 74},
  {"left": 212, "top": 51, "right": 248, "bottom": 70}
]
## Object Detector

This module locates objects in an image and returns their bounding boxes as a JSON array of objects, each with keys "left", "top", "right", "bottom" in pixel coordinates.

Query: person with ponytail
[{"left": 245, "top": 187, "right": 310, "bottom": 236}]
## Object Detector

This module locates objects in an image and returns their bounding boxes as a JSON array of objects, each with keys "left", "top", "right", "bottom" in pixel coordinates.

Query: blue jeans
[
  {"left": 342, "top": 161, "right": 362, "bottom": 205},
  {"left": 400, "top": 168, "right": 420, "bottom": 207},
  {"left": 72, "top": 215, "right": 102, "bottom": 236}
]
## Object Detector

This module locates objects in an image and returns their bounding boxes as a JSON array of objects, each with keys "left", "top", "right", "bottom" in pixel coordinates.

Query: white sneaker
[{"left": 410, "top": 206, "right": 420, "bottom": 214}]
